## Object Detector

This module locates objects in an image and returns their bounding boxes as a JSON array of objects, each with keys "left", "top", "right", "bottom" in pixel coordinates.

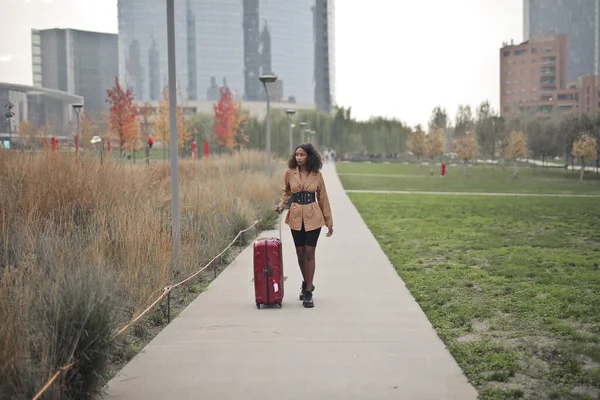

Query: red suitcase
[{"left": 253, "top": 236, "right": 284, "bottom": 309}]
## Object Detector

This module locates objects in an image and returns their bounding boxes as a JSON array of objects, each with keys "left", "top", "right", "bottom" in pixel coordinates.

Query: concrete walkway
[{"left": 104, "top": 163, "right": 477, "bottom": 400}]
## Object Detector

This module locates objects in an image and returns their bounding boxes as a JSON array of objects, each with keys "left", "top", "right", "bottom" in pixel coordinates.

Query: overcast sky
[{"left": 0, "top": 0, "right": 522, "bottom": 128}]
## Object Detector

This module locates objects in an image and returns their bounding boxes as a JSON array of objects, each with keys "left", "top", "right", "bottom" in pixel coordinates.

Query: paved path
[
  {"left": 104, "top": 163, "right": 477, "bottom": 400},
  {"left": 346, "top": 189, "right": 600, "bottom": 197}
]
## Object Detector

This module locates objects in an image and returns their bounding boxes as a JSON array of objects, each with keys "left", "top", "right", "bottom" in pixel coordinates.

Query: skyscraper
[
  {"left": 117, "top": 0, "right": 335, "bottom": 110},
  {"left": 313, "top": 0, "right": 336, "bottom": 112},
  {"left": 524, "top": 0, "right": 600, "bottom": 82},
  {"left": 31, "top": 28, "right": 118, "bottom": 114},
  {"left": 243, "top": 0, "right": 262, "bottom": 101}
]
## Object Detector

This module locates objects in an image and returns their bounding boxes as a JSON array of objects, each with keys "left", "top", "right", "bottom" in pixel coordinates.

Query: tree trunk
[
  {"left": 580, "top": 157, "right": 584, "bottom": 181},
  {"left": 463, "top": 159, "right": 467, "bottom": 176},
  {"left": 513, "top": 160, "right": 518, "bottom": 179},
  {"left": 430, "top": 158, "right": 434, "bottom": 176},
  {"left": 542, "top": 154, "right": 546, "bottom": 170}
]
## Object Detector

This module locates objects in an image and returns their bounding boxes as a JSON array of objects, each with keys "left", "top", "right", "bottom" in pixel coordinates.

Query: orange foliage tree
[
  {"left": 79, "top": 112, "right": 99, "bottom": 150},
  {"left": 106, "top": 77, "right": 139, "bottom": 156},
  {"left": 154, "top": 89, "right": 192, "bottom": 158},
  {"left": 213, "top": 87, "right": 247, "bottom": 151}
]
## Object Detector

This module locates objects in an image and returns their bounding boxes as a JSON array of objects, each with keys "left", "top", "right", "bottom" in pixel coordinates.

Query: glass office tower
[{"left": 118, "top": 0, "right": 333, "bottom": 108}]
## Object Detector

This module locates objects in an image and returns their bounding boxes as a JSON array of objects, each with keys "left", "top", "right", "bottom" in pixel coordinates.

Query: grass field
[
  {"left": 341, "top": 162, "right": 600, "bottom": 399},
  {"left": 337, "top": 162, "right": 600, "bottom": 195}
]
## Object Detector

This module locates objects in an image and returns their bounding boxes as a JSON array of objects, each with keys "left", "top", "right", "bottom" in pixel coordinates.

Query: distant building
[
  {"left": 313, "top": 0, "right": 336, "bottom": 112},
  {"left": 117, "top": 0, "right": 335, "bottom": 112},
  {"left": 31, "top": 28, "right": 118, "bottom": 115},
  {"left": 0, "top": 81, "right": 83, "bottom": 141},
  {"left": 500, "top": 34, "right": 600, "bottom": 116},
  {"left": 524, "top": 0, "right": 600, "bottom": 82}
]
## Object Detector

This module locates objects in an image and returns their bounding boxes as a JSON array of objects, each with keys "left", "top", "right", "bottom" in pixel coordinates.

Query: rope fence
[{"left": 31, "top": 219, "right": 263, "bottom": 400}]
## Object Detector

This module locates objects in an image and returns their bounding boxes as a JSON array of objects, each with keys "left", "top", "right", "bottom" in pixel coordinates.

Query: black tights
[{"left": 295, "top": 246, "right": 316, "bottom": 291}]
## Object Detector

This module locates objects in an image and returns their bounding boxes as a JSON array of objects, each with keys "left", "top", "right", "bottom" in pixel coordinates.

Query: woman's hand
[
  {"left": 326, "top": 226, "right": 334, "bottom": 237},
  {"left": 274, "top": 205, "right": 283, "bottom": 214}
]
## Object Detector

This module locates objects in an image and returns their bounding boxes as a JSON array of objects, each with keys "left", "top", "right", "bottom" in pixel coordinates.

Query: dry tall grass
[{"left": 0, "top": 149, "right": 281, "bottom": 399}]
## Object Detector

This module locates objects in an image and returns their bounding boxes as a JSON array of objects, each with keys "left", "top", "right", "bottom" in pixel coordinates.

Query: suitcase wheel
[
  {"left": 256, "top": 303, "right": 260, "bottom": 309},
  {"left": 278, "top": 302, "right": 282, "bottom": 308}
]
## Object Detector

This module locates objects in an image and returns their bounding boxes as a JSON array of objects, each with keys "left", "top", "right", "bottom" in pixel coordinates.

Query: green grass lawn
[
  {"left": 337, "top": 162, "right": 600, "bottom": 195},
  {"left": 340, "top": 164, "right": 600, "bottom": 399}
]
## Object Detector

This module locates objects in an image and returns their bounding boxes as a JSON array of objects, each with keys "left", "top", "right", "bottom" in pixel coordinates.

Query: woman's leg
[
  {"left": 291, "top": 228, "right": 308, "bottom": 299},
  {"left": 302, "top": 228, "right": 321, "bottom": 308},
  {"left": 303, "top": 245, "right": 316, "bottom": 292},
  {"left": 295, "top": 246, "right": 306, "bottom": 281}
]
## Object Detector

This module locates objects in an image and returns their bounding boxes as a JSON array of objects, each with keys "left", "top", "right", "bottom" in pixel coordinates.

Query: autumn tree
[
  {"left": 455, "top": 132, "right": 479, "bottom": 176},
  {"left": 407, "top": 125, "right": 426, "bottom": 165},
  {"left": 154, "top": 88, "right": 170, "bottom": 160},
  {"left": 571, "top": 134, "right": 598, "bottom": 181},
  {"left": 153, "top": 89, "right": 192, "bottom": 158},
  {"left": 213, "top": 87, "right": 247, "bottom": 152},
  {"left": 506, "top": 130, "right": 528, "bottom": 178},
  {"left": 79, "top": 112, "right": 100, "bottom": 150},
  {"left": 424, "top": 128, "right": 446, "bottom": 175},
  {"left": 139, "top": 102, "right": 154, "bottom": 142},
  {"left": 176, "top": 106, "right": 192, "bottom": 151},
  {"left": 16, "top": 121, "right": 36, "bottom": 149},
  {"left": 106, "top": 77, "right": 139, "bottom": 156}
]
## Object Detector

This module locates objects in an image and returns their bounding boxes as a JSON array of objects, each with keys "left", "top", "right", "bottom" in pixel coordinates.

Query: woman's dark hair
[{"left": 288, "top": 143, "right": 322, "bottom": 173}]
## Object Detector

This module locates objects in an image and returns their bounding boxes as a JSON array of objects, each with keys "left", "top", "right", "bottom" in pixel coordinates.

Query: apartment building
[{"left": 500, "top": 34, "right": 600, "bottom": 116}]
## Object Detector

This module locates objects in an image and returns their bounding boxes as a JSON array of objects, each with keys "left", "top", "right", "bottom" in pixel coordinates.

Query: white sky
[{"left": 0, "top": 0, "right": 522, "bottom": 127}]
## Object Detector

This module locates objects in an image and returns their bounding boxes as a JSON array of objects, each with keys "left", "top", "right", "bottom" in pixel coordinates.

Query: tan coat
[{"left": 278, "top": 168, "right": 333, "bottom": 232}]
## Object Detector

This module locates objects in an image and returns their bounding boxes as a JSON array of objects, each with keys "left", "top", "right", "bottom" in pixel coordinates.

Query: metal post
[
  {"left": 264, "top": 83, "right": 271, "bottom": 178},
  {"left": 5, "top": 101, "right": 14, "bottom": 150},
  {"left": 76, "top": 113, "right": 80, "bottom": 160},
  {"left": 166, "top": 0, "right": 181, "bottom": 267},
  {"left": 289, "top": 119, "right": 293, "bottom": 155},
  {"left": 7, "top": 118, "right": 11, "bottom": 149},
  {"left": 166, "top": 290, "right": 171, "bottom": 323},
  {"left": 285, "top": 109, "right": 296, "bottom": 156}
]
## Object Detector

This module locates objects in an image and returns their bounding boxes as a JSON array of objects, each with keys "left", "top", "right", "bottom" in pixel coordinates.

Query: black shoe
[
  {"left": 299, "top": 281, "right": 315, "bottom": 301},
  {"left": 303, "top": 290, "right": 314, "bottom": 308}
]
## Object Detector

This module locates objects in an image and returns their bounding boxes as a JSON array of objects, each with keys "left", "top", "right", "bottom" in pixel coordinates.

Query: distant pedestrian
[{"left": 441, "top": 162, "right": 446, "bottom": 177}]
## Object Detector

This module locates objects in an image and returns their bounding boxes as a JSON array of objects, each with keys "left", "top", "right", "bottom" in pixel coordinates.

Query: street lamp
[
  {"left": 299, "top": 122, "right": 307, "bottom": 144},
  {"left": 308, "top": 129, "right": 317, "bottom": 147},
  {"left": 72, "top": 104, "right": 83, "bottom": 158},
  {"left": 285, "top": 108, "right": 296, "bottom": 155},
  {"left": 259, "top": 74, "right": 277, "bottom": 178},
  {"left": 4, "top": 101, "right": 14, "bottom": 149}
]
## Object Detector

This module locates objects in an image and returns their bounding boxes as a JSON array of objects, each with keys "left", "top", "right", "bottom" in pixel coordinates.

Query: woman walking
[{"left": 275, "top": 144, "right": 334, "bottom": 308}]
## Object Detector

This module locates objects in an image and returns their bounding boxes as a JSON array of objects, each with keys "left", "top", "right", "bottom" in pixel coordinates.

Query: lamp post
[
  {"left": 285, "top": 108, "right": 296, "bottom": 155},
  {"left": 4, "top": 101, "right": 14, "bottom": 149},
  {"left": 299, "top": 122, "right": 307, "bottom": 144},
  {"left": 308, "top": 129, "right": 317, "bottom": 147},
  {"left": 72, "top": 104, "right": 83, "bottom": 159},
  {"left": 166, "top": 0, "right": 181, "bottom": 266},
  {"left": 259, "top": 74, "right": 277, "bottom": 178}
]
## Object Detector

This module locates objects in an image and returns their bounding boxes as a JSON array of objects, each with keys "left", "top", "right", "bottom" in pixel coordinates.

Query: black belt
[{"left": 292, "top": 191, "right": 316, "bottom": 205}]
